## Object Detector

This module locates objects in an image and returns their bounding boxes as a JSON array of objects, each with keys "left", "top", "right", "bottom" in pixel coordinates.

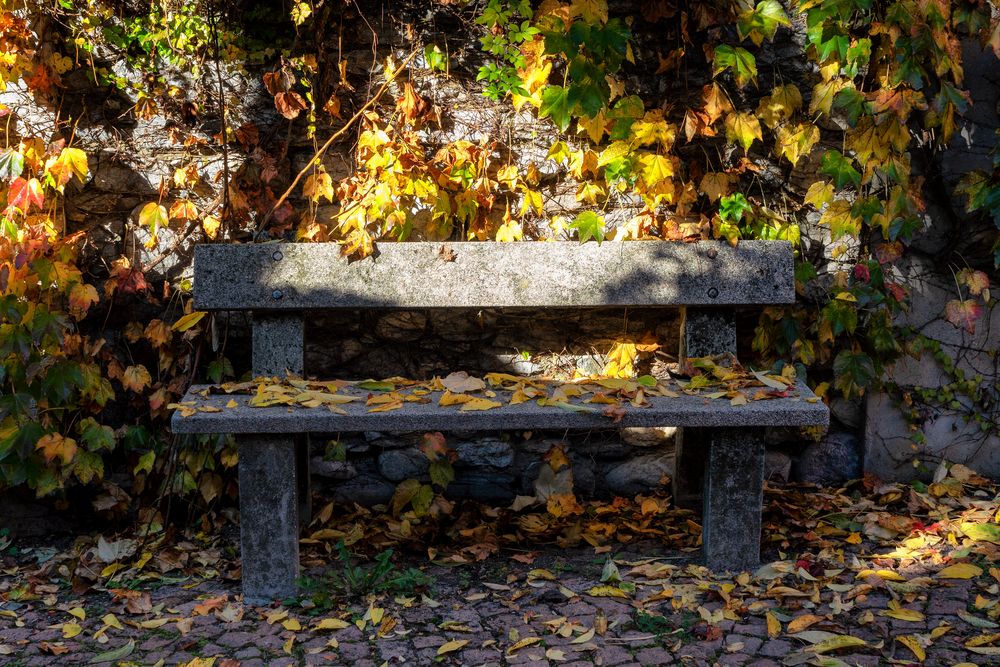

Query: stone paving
[{"left": 0, "top": 541, "right": 993, "bottom": 666}]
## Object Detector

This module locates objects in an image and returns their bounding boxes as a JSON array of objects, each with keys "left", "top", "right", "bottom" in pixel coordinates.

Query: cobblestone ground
[{"left": 0, "top": 541, "right": 993, "bottom": 666}]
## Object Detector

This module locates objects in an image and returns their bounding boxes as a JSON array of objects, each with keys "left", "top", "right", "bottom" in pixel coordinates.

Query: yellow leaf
[
  {"left": 897, "top": 635, "right": 926, "bottom": 661},
  {"left": 459, "top": 397, "right": 502, "bottom": 411},
  {"left": 775, "top": 123, "right": 820, "bottom": 166},
  {"left": 202, "top": 215, "right": 221, "bottom": 240},
  {"left": 724, "top": 112, "right": 762, "bottom": 152},
  {"left": 587, "top": 585, "right": 628, "bottom": 599},
  {"left": 102, "top": 613, "right": 124, "bottom": 630},
  {"left": 303, "top": 171, "right": 334, "bottom": 203},
  {"left": 507, "top": 636, "right": 543, "bottom": 654},
  {"left": 495, "top": 220, "right": 524, "bottom": 242},
  {"left": 938, "top": 563, "right": 983, "bottom": 579},
  {"left": 68, "top": 607, "right": 86, "bottom": 621},
  {"left": 804, "top": 181, "right": 834, "bottom": 209},
  {"left": 171, "top": 311, "right": 207, "bottom": 332},
  {"left": 62, "top": 622, "right": 83, "bottom": 639},
  {"left": 787, "top": 614, "right": 825, "bottom": 634},
  {"left": 437, "top": 639, "right": 469, "bottom": 656},
  {"left": 883, "top": 600, "right": 924, "bottom": 622},
  {"left": 766, "top": 612, "right": 781, "bottom": 638},
  {"left": 283, "top": 635, "right": 294, "bottom": 654},
  {"left": 314, "top": 618, "right": 350, "bottom": 631},
  {"left": 856, "top": 568, "right": 906, "bottom": 581},
  {"left": 810, "top": 78, "right": 846, "bottom": 116},
  {"left": 439, "top": 391, "right": 472, "bottom": 406},
  {"left": 756, "top": 83, "right": 802, "bottom": 128},
  {"left": 809, "top": 635, "right": 867, "bottom": 654},
  {"left": 631, "top": 112, "right": 676, "bottom": 149},
  {"left": 282, "top": 618, "right": 301, "bottom": 631},
  {"left": 225, "top": 399, "right": 238, "bottom": 409}
]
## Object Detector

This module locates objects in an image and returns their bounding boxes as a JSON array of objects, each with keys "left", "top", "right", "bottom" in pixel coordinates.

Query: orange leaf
[
  {"left": 36, "top": 433, "right": 78, "bottom": 465},
  {"left": 122, "top": 365, "right": 152, "bottom": 393}
]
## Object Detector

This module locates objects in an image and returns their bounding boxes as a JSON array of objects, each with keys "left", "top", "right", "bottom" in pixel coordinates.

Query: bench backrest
[{"left": 193, "top": 240, "right": 794, "bottom": 310}]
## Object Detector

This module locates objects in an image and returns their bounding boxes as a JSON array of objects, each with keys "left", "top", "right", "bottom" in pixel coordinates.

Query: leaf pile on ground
[{"left": 1, "top": 461, "right": 999, "bottom": 664}]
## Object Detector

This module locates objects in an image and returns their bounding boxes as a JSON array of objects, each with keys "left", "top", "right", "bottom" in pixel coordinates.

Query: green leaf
[
  {"left": 429, "top": 459, "right": 454, "bottom": 490},
  {"left": 79, "top": 418, "right": 115, "bottom": 452},
  {"left": 719, "top": 193, "right": 752, "bottom": 224},
  {"left": 424, "top": 44, "right": 447, "bottom": 72},
  {"left": 0, "top": 150, "right": 24, "bottom": 180},
  {"left": 539, "top": 85, "right": 573, "bottom": 131},
  {"left": 89, "top": 639, "right": 135, "bottom": 664},
  {"left": 570, "top": 211, "right": 606, "bottom": 243},
  {"left": 73, "top": 450, "right": 104, "bottom": 484},
  {"left": 737, "top": 0, "right": 791, "bottom": 45},
  {"left": 356, "top": 380, "right": 395, "bottom": 391},
  {"left": 820, "top": 150, "right": 862, "bottom": 189},
  {"left": 834, "top": 87, "right": 867, "bottom": 126},
  {"left": 713, "top": 45, "right": 757, "bottom": 87},
  {"left": 833, "top": 350, "right": 875, "bottom": 397}
]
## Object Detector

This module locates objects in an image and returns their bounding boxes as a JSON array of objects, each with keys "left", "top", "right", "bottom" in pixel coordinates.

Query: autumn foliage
[{"left": 0, "top": 0, "right": 998, "bottom": 499}]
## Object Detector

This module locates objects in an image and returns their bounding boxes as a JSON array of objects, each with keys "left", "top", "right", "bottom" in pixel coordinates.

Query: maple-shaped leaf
[
  {"left": 957, "top": 269, "right": 990, "bottom": 299},
  {"left": 303, "top": 171, "right": 334, "bottom": 203},
  {"left": 36, "top": 433, "right": 78, "bottom": 465},
  {"left": 396, "top": 82, "right": 429, "bottom": 123},
  {"left": 945, "top": 299, "right": 982, "bottom": 334},
  {"left": 138, "top": 202, "right": 168, "bottom": 235},
  {"left": 809, "top": 78, "right": 846, "bottom": 117},
  {"left": 7, "top": 177, "right": 44, "bottom": 213},
  {"left": 169, "top": 199, "right": 199, "bottom": 221},
  {"left": 0, "top": 149, "right": 24, "bottom": 180},
  {"left": 699, "top": 172, "right": 733, "bottom": 202},
  {"left": 571, "top": 0, "right": 609, "bottom": 23},
  {"left": 631, "top": 111, "right": 676, "bottom": 149},
  {"left": 637, "top": 153, "right": 674, "bottom": 187},
  {"left": 274, "top": 91, "right": 307, "bottom": 119},
  {"left": 539, "top": 85, "right": 573, "bottom": 132},
  {"left": 756, "top": 83, "right": 802, "bottom": 128},
  {"left": 46, "top": 147, "right": 88, "bottom": 190},
  {"left": 122, "top": 365, "right": 152, "bottom": 393},
  {"left": 702, "top": 82, "right": 734, "bottom": 123},
  {"left": 68, "top": 283, "right": 99, "bottom": 319},
  {"left": 724, "top": 112, "right": 762, "bottom": 152},
  {"left": 496, "top": 219, "right": 524, "bottom": 242},
  {"left": 73, "top": 451, "right": 104, "bottom": 484},
  {"left": 570, "top": 211, "right": 605, "bottom": 243},
  {"left": 775, "top": 123, "right": 820, "bottom": 166},
  {"left": 804, "top": 181, "right": 834, "bottom": 209},
  {"left": 820, "top": 150, "right": 861, "bottom": 188},
  {"left": 712, "top": 45, "right": 757, "bottom": 88},
  {"left": 737, "top": 0, "right": 790, "bottom": 46},
  {"left": 819, "top": 198, "right": 859, "bottom": 240}
]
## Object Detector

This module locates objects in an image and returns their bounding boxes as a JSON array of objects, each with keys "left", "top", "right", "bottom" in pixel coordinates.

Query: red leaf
[{"left": 945, "top": 299, "right": 982, "bottom": 334}]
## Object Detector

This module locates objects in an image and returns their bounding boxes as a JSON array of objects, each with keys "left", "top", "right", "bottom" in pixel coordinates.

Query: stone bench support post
[
  {"left": 239, "top": 313, "right": 305, "bottom": 603},
  {"left": 702, "top": 427, "right": 765, "bottom": 571}
]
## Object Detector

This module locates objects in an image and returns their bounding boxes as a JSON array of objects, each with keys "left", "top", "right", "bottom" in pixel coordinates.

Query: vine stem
[
  {"left": 209, "top": 9, "right": 231, "bottom": 237},
  {"left": 253, "top": 48, "right": 419, "bottom": 237}
]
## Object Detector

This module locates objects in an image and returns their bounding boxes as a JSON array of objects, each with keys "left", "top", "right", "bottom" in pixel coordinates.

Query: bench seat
[{"left": 171, "top": 380, "right": 828, "bottom": 434}]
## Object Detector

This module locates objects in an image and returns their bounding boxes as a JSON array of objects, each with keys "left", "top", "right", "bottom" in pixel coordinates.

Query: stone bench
[{"left": 170, "top": 240, "right": 828, "bottom": 603}]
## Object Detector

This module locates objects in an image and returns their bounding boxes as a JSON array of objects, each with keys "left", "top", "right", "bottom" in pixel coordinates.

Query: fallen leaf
[
  {"left": 938, "top": 563, "right": 983, "bottom": 579},
  {"left": 437, "top": 639, "right": 468, "bottom": 656}
]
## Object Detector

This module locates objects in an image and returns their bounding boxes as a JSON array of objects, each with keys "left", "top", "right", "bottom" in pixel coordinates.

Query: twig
[
  {"left": 208, "top": 10, "right": 231, "bottom": 236},
  {"left": 253, "top": 49, "right": 419, "bottom": 237}
]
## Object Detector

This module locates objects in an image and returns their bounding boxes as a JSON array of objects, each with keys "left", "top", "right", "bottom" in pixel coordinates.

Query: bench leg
[
  {"left": 675, "top": 307, "right": 737, "bottom": 510},
  {"left": 296, "top": 436, "right": 312, "bottom": 528},
  {"left": 239, "top": 435, "right": 300, "bottom": 604},
  {"left": 702, "top": 427, "right": 765, "bottom": 572}
]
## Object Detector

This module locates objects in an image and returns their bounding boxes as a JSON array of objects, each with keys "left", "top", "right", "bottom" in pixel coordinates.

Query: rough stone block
[
  {"left": 702, "top": 428, "right": 765, "bottom": 572},
  {"left": 193, "top": 241, "right": 796, "bottom": 310},
  {"left": 238, "top": 435, "right": 299, "bottom": 604}
]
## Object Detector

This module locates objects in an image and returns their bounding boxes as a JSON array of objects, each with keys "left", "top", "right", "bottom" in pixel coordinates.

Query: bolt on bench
[{"left": 171, "top": 240, "right": 829, "bottom": 603}]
